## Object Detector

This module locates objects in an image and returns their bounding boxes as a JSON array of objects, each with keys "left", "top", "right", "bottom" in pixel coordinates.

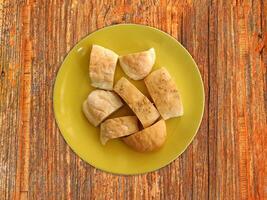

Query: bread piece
[
  {"left": 82, "top": 90, "right": 123, "bottom": 127},
  {"left": 114, "top": 77, "right": 160, "bottom": 128},
  {"left": 119, "top": 48, "right": 155, "bottom": 80},
  {"left": 100, "top": 116, "right": 139, "bottom": 145},
  {"left": 123, "top": 119, "right": 166, "bottom": 152},
  {"left": 89, "top": 45, "right": 119, "bottom": 90},
  {"left": 144, "top": 68, "right": 183, "bottom": 120}
]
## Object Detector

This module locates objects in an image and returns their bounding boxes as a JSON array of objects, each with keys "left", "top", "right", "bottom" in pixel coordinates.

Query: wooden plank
[
  {"left": 208, "top": 1, "right": 219, "bottom": 199},
  {"left": 0, "top": 1, "right": 23, "bottom": 200},
  {"left": 212, "top": 1, "right": 241, "bottom": 199},
  {"left": 184, "top": 1, "right": 209, "bottom": 199},
  {"left": 208, "top": 1, "right": 267, "bottom": 199}
]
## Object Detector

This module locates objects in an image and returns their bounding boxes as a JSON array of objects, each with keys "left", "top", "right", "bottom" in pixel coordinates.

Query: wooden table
[{"left": 0, "top": 0, "right": 266, "bottom": 199}]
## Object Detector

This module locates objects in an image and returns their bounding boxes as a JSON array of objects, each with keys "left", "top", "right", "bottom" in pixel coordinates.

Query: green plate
[{"left": 53, "top": 24, "right": 204, "bottom": 175}]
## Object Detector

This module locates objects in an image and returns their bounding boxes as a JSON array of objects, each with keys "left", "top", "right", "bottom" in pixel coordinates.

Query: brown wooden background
[{"left": 0, "top": 0, "right": 266, "bottom": 199}]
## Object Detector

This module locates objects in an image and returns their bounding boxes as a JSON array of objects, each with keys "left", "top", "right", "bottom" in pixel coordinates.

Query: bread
[
  {"left": 123, "top": 119, "right": 166, "bottom": 152},
  {"left": 82, "top": 90, "right": 123, "bottom": 127},
  {"left": 119, "top": 48, "right": 155, "bottom": 80},
  {"left": 100, "top": 116, "right": 139, "bottom": 145},
  {"left": 114, "top": 77, "right": 160, "bottom": 128},
  {"left": 89, "top": 45, "right": 118, "bottom": 90},
  {"left": 144, "top": 68, "right": 183, "bottom": 120}
]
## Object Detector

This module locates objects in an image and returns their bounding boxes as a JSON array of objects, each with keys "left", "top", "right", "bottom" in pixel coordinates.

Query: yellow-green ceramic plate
[{"left": 53, "top": 24, "right": 204, "bottom": 175}]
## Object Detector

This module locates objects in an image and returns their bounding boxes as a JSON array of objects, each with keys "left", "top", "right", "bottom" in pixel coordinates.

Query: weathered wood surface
[{"left": 0, "top": 0, "right": 266, "bottom": 199}]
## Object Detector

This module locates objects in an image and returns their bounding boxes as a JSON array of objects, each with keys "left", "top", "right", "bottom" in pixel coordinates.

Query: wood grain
[{"left": 0, "top": 0, "right": 266, "bottom": 199}]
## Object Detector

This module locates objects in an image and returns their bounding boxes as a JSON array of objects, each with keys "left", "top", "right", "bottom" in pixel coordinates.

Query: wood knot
[
  {"left": 111, "top": 21, "right": 119, "bottom": 25},
  {"left": 1, "top": 70, "right": 5, "bottom": 78}
]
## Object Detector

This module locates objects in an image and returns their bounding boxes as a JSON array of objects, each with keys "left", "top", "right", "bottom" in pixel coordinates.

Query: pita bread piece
[
  {"left": 119, "top": 48, "right": 155, "bottom": 80},
  {"left": 114, "top": 77, "right": 160, "bottom": 128},
  {"left": 89, "top": 45, "right": 119, "bottom": 90},
  {"left": 100, "top": 116, "right": 139, "bottom": 145},
  {"left": 82, "top": 90, "right": 123, "bottom": 127},
  {"left": 123, "top": 119, "right": 167, "bottom": 152},
  {"left": 144, "top": 68, "right": 183, "bottom": 120}
]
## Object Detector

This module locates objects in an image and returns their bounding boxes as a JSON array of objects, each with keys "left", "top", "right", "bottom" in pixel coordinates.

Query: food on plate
[
  {"left": 100, "top": 116, "right": 139, "bottom": 145},
  {"left": 114, "top": 77, "right": 160, "bottom": 128},
  {"left": 82, "top": 90, "right": 123, "bottom": 127},
  {"left": 119, "top": 48, "right": 155, "bottom": 80},
  {"left": 82, "top": 45, "right": 185, "bottom": 151},
  {"left": 144, "top": 68, "right": 183, "bottom": 120},
  {"left": 123, "top": 119, "right": 166, "bottom": 152},
  {"left": 89, "top": 45, "right": 119, "bottom": 90}
]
